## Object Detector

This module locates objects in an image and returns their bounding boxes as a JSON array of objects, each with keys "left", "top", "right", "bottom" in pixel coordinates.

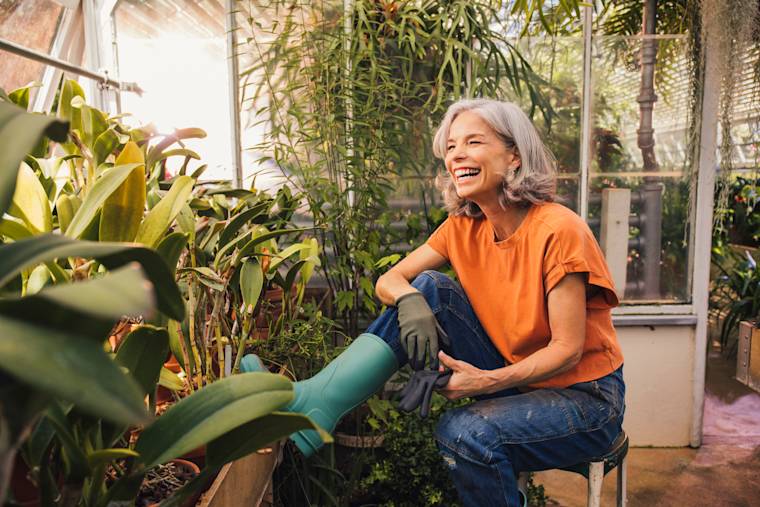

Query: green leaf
[
  {"left": 8, "top": 162, "right": 53, "bottom": 233},
  {"left": 0, "top": 315, "right": 149, "bottom": 425},
  {"left": 87, "top": 448, "right": 140, "bottom": 469},
  {"left": 299, "top": 238, "right": 320, "bottom": 285},
  {"left": 55, "top": 193, "right": 80, "bottom": 234},
  {"left": 267, "top": 243, "right": 312, "bottom": 272},
  {"left": 115, "top": 325, "right": 170, "bottom": 396},
  {"left": 0, "top": 101, "right": 68, "bottom": 218},
  {"left": 56, "top": 79, "right": 84, "bottom": 129},
  {"left": 0, "top": 235, "right": 184, "bottom": 320},
  {"left": 99, "top": 141, "right": 146, "bottom": 242},
  {"left": 240, "top": 258, "right": 264, "bottom": 313},
  {"left": 232, "top": 227, "right": 312, "bottom": 266},
  {"left": 204, "top": 412, "right": 323, "bottom": 468},
  {"left": 155, "top": 232, "right": 188, "bottom": 278},
  {"left": 134, "top": 373, "right": 293, "bottom": 468},
  {"left": 0, "top": 264, "right": 155, "bottom": 342},
  {"left": 217, "top": 200, "right": 272, "bottom": 249},
  {"left": 159, "top": 367, "right": 184, "bottom": 391},
  {"left": 134, "top": 175, "right": 194, "bottom": 248},
  {"left": 80, "top": 103, "right": 109, "bottom": 148},
  {"left": 8, "top": 85, "right": 31, "bottom": 109},
  {"left": 26, "top": 264, "right": 51, "bottom": 294},
  {"left": 92, "top": 127, "right": 121, "bottom": 167},
  {"left": 0, "top": 216, "right": 32, "bottom": 240},
  {"left": 65, "top": 162, "right": 142, "bottom": 239}
]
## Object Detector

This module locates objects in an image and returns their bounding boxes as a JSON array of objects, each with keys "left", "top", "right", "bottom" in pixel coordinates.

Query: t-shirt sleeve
[
  {"left": 426, "top": 217, "right": 451, "bottom": 258},
  {"left": 543, "top": 219, "right": 619, "bottom": 309}
]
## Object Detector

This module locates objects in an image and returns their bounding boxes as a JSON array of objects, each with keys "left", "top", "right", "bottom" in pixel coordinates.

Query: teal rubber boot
[{"left": 240, "top": 333, "right": 398, "bottom": 457}]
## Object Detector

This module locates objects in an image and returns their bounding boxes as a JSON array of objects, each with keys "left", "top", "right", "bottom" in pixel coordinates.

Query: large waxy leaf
[
  {"left": 92, "top": 126, "right": 121, "bottom": 167},
  {"left": 8, "top": 162, "right": 52, "bottom": 233},
  {"left": 65, "top": 163, "right": 142, "bottom": 239},
  {"left": 155, "top": 232, "right": 188, "bottom": 278},
  {"left": 161, "top": 412, "right": 325, "bottom": 507},
  {"left": 134, "top": 373, "right": 293, "bottom": 468},
  {"left": 0, "top": 235, "right": 184, "bottom": 320},
  {"left": 0, "top": 315, "right": 149, "bottom": 425},
  {"left": 240, "top": 258, "right": 263, "bottom": 313},
  {"left": 55, "top": 193, "right": 80, "bottom": 234},
  {"left": 56, "top": 79, "right": 84, "bottom": 128},
  {"left": 78, "top": 102, "right": 109, "bottom": 149},
  {"left": 205, "top": 412, "right": 326, "bottom": 468},
  {"left": 134, "top": 175, "right": 194, "bottom": 248},
  {"left": 99, "top": 142, "right": 146, "bottom": 242},
  {"left": 0, "top": 264, "right": 154, "bottom": 343},
  {"left": 115, "top": 325, "right": 169, "bottom": 396},
  {"left": 0, "top": 101, "right": 68, "bottom": 218},
  {"left": 0, "top": 216, "right": 32, "bottom": 240}
]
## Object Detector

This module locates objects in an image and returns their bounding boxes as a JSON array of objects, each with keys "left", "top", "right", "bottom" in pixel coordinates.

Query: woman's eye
[
  {"left": 446, "top": 145, "right": 455, "bottom": 151},
  {"left": 468, "top": 140, "right": 481, "bottom": 145}
]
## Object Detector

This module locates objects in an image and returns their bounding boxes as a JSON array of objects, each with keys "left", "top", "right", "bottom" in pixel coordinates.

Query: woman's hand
[{"left": 436, "top": 351, "right": 498, "bottom": 399}]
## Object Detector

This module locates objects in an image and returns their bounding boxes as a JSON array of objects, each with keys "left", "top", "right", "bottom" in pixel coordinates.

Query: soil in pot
[{"left": 136, "top": 459, "right": 201, "bottom": 507}]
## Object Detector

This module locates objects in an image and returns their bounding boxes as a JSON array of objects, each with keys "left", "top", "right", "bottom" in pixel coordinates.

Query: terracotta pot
[
  {"left": 163, "top": 354, "right": 182, "bottom": 374},
  {"left": 144, "top": 459, "right": 201, "bottom": 507},
  {"left": 9, "top": 455, "right": 40, "bottom": 507},
  {"left": 180, "top": 445, "right": 207, "bottom": 469}
]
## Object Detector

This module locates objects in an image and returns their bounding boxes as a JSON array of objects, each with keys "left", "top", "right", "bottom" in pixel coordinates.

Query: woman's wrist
[{"left": 482, "top": 366, "right": 516, "bottom": 394}]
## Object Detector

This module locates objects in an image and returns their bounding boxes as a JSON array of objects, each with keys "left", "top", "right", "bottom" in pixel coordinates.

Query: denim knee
[
  {"left": 410, "top": 270, "right": 466, "bottom": 308},
  {"left": 435, "top": 407, "right": 501, "bottom": 465}
]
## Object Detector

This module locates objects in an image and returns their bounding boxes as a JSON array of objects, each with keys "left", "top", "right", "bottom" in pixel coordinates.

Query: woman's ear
[{"left": 510, "top": 149, "right": 521, "bottom": 171}]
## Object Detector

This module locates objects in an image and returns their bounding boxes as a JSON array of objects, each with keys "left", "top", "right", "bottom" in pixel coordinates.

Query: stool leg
[
  {"left": 616, "top": 458, "right": 628, "bottom": 507},
  {"left": 517, "top": 472, "right": 529, "bottom": 492},
  {"left": 587, "top": 461, "right": 604, "bottom": 507}
]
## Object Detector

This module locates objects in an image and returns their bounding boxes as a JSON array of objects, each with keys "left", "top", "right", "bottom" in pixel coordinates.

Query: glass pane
[
  {"left": 0, "top": 0, "right": 63, "bottom": 93},
  {"left": 589, "top": 35, "right": 692, "bottom": 303},
  {"left": 113, "top": 0, "right": 232, "bottom": 180},
  {"left": 501, "top": 36, "right": 584, "bottom": 210}
]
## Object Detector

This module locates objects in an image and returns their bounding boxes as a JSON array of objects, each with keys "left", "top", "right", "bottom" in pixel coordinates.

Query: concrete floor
[{"left": 533, "top": 346, "right": 760, "bottom": 507}]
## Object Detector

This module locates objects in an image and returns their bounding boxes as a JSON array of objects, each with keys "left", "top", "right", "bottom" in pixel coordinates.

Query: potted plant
[{"left": 0, "top": 93, "right": 328, "bottom": 506}]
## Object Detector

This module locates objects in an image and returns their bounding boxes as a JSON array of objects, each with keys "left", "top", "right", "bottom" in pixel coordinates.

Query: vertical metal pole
[
  {"left": 344, "top": 0, "right": 355, "bottom": 206},
  {"left": 579, "top": 5, "right": 593, "bottom": 219},
  {"left": 33, "top": 7, "right": 77, "bottom": 112},
  {"left": 225, "top": 0, "right": 243, "bottom": 188},
  {"left": 690, "top": 0, "right": 721, "bottom": 448},
  {"left": 82, "top": 0, "right": 108, "bottom": 111},
  {"left": 109, "top": 4, "right": 122, "bottom": 115},
  {"left": 639, "top": 0, "right": 663, "bottom": 299}
]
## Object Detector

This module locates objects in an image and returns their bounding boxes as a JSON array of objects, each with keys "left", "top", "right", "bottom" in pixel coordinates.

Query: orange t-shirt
[{"left": 426, "top": 202, "right": 624, "bottom": 389}]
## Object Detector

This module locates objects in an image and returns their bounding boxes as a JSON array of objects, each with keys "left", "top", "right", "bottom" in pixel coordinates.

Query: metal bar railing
[{"left": 0, "top": 37, "right": 143, "bottom": 95}]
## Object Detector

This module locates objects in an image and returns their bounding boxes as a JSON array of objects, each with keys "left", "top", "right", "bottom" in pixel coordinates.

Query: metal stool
[{"left": 520, "top": 431, "right": 629, "bottom": 507}]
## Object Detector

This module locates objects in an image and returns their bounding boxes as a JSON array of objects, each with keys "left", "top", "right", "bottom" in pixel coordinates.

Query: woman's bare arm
[
  {"left": 375, "top": 244, "right": 447, "bottom": 306},
  {"left": 439, "top": 272, "right": 588, "bottom": 398}
]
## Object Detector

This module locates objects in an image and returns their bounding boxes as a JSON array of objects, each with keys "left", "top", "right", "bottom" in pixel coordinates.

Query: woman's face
[{"left": 444, "top": 110, "right": 520, "bottom": 205}]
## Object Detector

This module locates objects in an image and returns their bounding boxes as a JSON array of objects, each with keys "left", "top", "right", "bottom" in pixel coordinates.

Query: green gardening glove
[{"left": 396, "top": 291, "right": 439, "bottom": 370}]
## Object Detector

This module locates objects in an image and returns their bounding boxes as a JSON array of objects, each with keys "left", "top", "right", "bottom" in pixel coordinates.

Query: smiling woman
[{"left": 433, "top": 99, "right": 557, "bottom": 220}]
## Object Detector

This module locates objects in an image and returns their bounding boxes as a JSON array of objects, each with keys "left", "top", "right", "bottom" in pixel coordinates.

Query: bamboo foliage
[{"left": 238, "top": 0, "right": 580, "bottom": 334}]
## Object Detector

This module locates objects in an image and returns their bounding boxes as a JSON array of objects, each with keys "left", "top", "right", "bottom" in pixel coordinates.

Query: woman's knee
[{"left": 410, "top": 271, "right": 464, "bottom": 302}]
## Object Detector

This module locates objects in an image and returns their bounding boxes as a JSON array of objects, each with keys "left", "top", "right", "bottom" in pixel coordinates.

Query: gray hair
[{"left": 432, "top": 99, "right": 557, "bottom": 217}]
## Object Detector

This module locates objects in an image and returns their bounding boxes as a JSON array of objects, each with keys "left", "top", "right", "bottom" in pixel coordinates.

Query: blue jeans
[{"left": 366, "top": 271, "right": 626, "bottom": 507}]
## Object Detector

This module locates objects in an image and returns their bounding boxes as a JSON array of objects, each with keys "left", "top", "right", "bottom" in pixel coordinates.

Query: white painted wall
[{"left": 618, "top": 325, "right": 696, "bottom": 447}]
